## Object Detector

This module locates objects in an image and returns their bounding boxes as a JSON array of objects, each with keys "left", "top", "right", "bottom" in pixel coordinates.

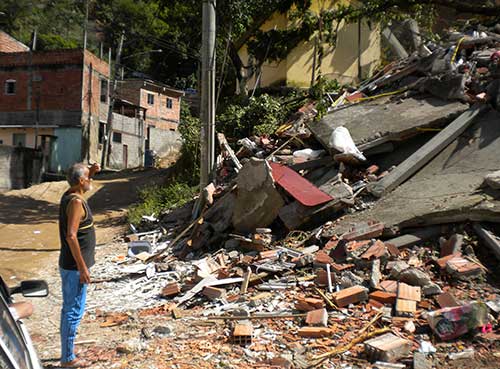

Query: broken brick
[
  {"left": 397, "top": 283, "right": 421, "bottom": 302},
  {"left": 297, "top": 327, "right": 332, "bottom": 338},
  {"left": 395, "top": 298, "right": 417, "bottom": 316},
  {"left": 445, "top": 256, "right": 483, "bottom": 277},
  {"left": 435, "top": 292, "right": 461, "bottom": 308},
  {"left": 202, "top": 286, "right": 226, "bottom": 300},
  {"left": 305, "top": 308, "right": 328, "bottom": 327},
  {"left": 315, "top": 269, "right": 336, "bottom": 286},
  {"left": 259, "top": 249, "right": 278, "bottom": 260},
  {"left": 314, "top": 251, "right": 334, "bottom": 265},
  {"left": 379, "top": 280, "right": 399, "bottom": 294},
  {"left": 296, "top": 297, "right": 325, "bottom": 312},
  {"left": 332, "top": 285, "right": 368, "bottom": 307},
  {"left": 370, "top": 291, "right": 397, "bottom": 305},
  {"left": 160, "top": 282, "right": 181, "bottom": 297},
  {"left": 342, "top": 222, "right": 384, "bottom": 242},
  {"left": 331, "top": 262, "right": 355, "bottom": 272},
  {"left": 361, "top": 240, "right": 388, "bottom": 260},
  {"left": 364, "top": 333, "right": 412, "bottom": 362},
  {"left": 436, "top": 253, "right": 462, "bottom": 270}
]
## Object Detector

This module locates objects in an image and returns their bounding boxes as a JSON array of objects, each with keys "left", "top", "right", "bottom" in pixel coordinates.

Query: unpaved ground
[{"left": 0, "top": 168, "right": 170, "bottom": 367}]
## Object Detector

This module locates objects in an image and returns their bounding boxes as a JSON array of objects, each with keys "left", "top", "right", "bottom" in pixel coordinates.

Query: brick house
[
  {"left": 0, "top": 32, "right": 182, "bottom": 172},
  {"left": 0, "top": 43, "right": 111, "bottom": 172},
  {"left": 117, "top": 79, "right": 184, "bottom": 153}
]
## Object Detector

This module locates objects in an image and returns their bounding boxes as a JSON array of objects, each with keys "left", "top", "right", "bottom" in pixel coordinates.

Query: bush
[
  {"left": 127, "top": 181, "right": 197, "bottom": 225},
  {"left": 217, "top": 93, "right": 287, "bottom": 138}
]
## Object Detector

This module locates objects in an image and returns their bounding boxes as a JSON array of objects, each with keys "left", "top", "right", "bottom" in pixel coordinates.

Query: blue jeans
[{"left": 59, "top": 268, "right": 87, "bottom": 363}]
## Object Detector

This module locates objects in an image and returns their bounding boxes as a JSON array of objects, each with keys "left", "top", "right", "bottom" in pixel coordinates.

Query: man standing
[{"left": 58, "top": 163, "right": 100, "bottom": 368}]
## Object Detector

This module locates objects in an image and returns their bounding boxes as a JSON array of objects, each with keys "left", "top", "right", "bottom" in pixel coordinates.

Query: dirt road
[{"left": 0, "top": 168, "right": 168, "bottom": 280}]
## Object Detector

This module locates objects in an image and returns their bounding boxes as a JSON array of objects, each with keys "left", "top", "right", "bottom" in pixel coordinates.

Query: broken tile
[
  {"left": 361, "top": 240, "right": 388, "bottom": 260},
  {"left": 305, "top": 308, "right": 328, "bottom": 327},
  {"left": 445, "top": 256, "right": 483, "bottom": 278},
  {"left": 296, "top": 297, "right": 325, "bottom": 312}
]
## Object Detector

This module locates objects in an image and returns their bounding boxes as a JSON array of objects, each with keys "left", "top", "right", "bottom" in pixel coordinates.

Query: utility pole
[
  {"left": 101, "top": 31, "right": 124, "bottom": 168},
  {"left": 200, "top": 0, "right": 216, "bottom": 188},
  {"left": 83, "top": 0, "right": 89, "bottom": 50}
]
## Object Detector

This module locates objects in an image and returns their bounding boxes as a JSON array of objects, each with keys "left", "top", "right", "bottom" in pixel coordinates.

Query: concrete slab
[
  {"left": 308, "top": 95, "right": 467, "bottom": 153},
  {"left": 327, "top": 108, "right": 500, "bottom": 233}
]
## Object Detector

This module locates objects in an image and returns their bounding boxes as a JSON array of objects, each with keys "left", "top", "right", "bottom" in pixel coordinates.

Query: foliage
[
  {"left": 127, "top": 181, "right": 197, "bottom": 225},
  {"left": 309, "top": 76, "right": 340, "bottom": 120},
  {"left": 217, "top": 93, "right": 289, "bottom": 137},
  {"left": 0, "top": 0, "right": 86, "bottom": 50},
  {"left": 173, "top": 101, "right": 201, "bottom": 185}
]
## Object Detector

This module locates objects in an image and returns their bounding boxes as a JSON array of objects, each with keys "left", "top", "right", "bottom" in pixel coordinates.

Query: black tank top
[{"left": 58, "top": 191, "right": 96, "bottom": 270}]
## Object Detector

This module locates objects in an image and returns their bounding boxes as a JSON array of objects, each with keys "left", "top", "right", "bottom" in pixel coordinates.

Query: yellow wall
[
  {"left": 240, "top": 0, "right": 381, "bottom": 89},
  {"left": 0, "top": 127, "right": 54, "bottom": 148}
]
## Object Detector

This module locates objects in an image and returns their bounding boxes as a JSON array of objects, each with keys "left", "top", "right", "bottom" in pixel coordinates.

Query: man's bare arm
[{"left": 66, "top": 198, "right": 90, "bottom": 284}]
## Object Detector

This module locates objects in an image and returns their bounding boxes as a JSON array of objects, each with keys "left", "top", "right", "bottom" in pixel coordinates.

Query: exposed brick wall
[
  {"left": 0, "top": 31, "right": 29, "bottom": 53},
  {"left": 117, "top": 80, "right": 182, "bottom": 131}
]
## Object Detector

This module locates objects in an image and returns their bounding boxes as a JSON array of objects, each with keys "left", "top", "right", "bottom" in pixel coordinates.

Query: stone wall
[{"left": 0, "top": 145, "right": 43, "bottom": 191}]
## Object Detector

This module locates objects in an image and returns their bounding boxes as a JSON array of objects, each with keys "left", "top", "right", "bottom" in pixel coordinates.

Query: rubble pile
[{"left": 90, "top": 25, "right": 500, "bottom": 368}]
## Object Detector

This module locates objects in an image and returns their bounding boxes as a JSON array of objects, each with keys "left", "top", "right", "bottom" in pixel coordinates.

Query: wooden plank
[
  {"left": 217, "top": 132, "right": 242, "bottom": 172},
  {"left": 368, "top": 105, "right": 489, "bottom": 197},
  {"left": 472, "top": 223, "right": 500, "bottom": 261}
]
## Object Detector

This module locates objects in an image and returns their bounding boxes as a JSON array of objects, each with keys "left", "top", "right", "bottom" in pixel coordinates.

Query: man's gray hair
[{"left": 67, "top": 163, "right": 88, "bottom": 186}]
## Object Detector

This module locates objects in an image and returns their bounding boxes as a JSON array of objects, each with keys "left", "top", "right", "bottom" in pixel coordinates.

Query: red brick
[
  {"left": 314, "top": 251, "right": 334, "bottom": 265},
  {"left": 295, "top": 297, "right": 325, "bottom": 312},
  {"left": 369, "top": 291, "right": 397, "bottom": 305},
  {"left": 332, "top": 285, "right": 368, "bottom": 307},
  {"left": 161, "top": 282, "right": 181, "bottom": 297},
  {"left": 305, "top": 308, "right": 328, "bottom": 327},
  {"left": 315, "top": 270, "right": 336, "bottom": 286},
  {"left": 342, "top": 222, "right": 384, "bottom": 242},
  {"left": 368, "top": 299, "right": 385, "bottom": 309},
  {"left": 331, "top": 262, "right": 354, "bottom": 272},
  {"left": 297, "top": 327, "right": 332, "bottom": 338},
  {"left": 233, "top": 324, "right": 253, "bottom": 345}
]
